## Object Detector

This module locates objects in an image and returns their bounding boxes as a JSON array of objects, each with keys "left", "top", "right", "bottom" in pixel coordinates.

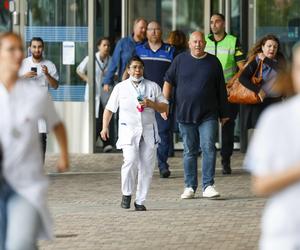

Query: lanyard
[
  {"left": 131, "top": 79, "right": 145, "bottom": 99},
  {"left": 95, "top": 56, "right": 108, "bottom": 73}
]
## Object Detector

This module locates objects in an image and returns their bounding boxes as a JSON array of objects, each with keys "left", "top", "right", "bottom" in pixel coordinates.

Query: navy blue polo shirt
[
  {"left": 164, "top": 52, "right": 229, "bottom": 124},
  {"left": 136, "top": 42, "right": 175, "bottom": 88}
]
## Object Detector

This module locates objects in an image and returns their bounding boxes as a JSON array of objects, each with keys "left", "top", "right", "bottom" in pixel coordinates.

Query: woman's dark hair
[
  {"left": 167, "top": 30, "right": 187, "bottom": 51},
  {"left": 126, "top": 56, "right": 144, "bottom": 68},
  {"left": 96, "top": 37, "right": 110, "bottom": 47},
  {"left": 248, "top": 34, "right": 284, "bottom": 60}
]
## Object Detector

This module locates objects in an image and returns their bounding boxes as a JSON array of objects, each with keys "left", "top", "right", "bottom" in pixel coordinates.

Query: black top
[
  {"left": 164, "top": 52, "right": 229, "bottom": 124},
  {"left": 239, "top": 57, "right": 280, "bottom": 94}
]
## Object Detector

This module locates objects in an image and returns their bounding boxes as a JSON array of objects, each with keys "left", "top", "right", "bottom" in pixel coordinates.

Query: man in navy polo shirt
[
  {"left": 136, "top": 21, "right": 175, "bottom": 178},
  {"left": 163, "top": 31, "right": 229, "bottom": 198}
]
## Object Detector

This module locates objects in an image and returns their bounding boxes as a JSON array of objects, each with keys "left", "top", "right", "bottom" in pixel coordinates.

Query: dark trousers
[
  {"left": 40, "top": 133, "right": 47, "bottom": 163},
  {"left": 221, "top": 103, "right": 239, "bottom": 162},
  {"left": 155, "top": 112, "right": 171, "bottom": 171},
  {"left": 96, "top": 101, "right": 112, "bottom": 147}
]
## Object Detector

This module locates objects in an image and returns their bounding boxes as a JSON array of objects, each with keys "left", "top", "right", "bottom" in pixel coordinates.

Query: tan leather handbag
[{"left": 227, "top": 59, "right": 263, "bottom": 104}]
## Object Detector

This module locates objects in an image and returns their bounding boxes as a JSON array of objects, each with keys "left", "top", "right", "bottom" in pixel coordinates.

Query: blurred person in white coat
[
  {"left": 244, "top": 42, "right": 300, "bottom": 250},
  {"left": 0, "top": 32, "right": 68, "bottom": 250},
  {"left": 101, "top": 56, "right": 168, "bottom": 211}
]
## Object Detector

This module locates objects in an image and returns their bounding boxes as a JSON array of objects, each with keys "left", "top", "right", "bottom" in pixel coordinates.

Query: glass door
[{"left": 12, "top": 0, "right": 108, "bottom": 153}]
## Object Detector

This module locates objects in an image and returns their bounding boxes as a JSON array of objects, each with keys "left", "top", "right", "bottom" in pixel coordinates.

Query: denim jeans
[
  {"left": 0, "top": 180, "right": 40, "bottom": 250},
  {"left": 179, "top": 119, "right": 218, "bottom": 191}
]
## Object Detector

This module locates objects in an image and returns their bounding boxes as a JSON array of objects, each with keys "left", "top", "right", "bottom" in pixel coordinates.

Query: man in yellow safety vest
[{"left": 205, "top": 13, "right": 245, "bottom": 174}]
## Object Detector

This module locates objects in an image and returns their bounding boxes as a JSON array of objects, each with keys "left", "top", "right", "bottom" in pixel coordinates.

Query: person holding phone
[
  {"left": 19, "top": 37, "right": 59, "bottom": 162},
  {"left": 101, "top": 56, "right": 168, "bottom": 211}
]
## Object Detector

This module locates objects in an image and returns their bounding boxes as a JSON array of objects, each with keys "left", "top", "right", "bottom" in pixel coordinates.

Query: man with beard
[
  {"left": 103, "top": 18, "right": 147, "bottom": 90},
  {"left": 19, "top": 37, "right": 59, "bottom": 161},
  {"left": 135, "top": 21, "right": 175, "bottom": 178},
  {"left": 205, "top": 13, "right": 245, "bottom": 175}
]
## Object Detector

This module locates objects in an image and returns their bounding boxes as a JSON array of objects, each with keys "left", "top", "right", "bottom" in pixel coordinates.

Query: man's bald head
[{"left": 188, "top": 31, "right": 206, "bottom": 58}]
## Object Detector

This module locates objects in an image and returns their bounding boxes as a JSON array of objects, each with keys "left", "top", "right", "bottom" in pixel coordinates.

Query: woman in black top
[{"left": 239, "top": 34, "right": 286, "bottom": 130}]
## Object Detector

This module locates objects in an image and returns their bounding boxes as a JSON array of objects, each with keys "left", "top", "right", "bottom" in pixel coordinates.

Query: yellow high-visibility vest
[{"left": 205, "top": 34, "right": 237, "bottom": 82}]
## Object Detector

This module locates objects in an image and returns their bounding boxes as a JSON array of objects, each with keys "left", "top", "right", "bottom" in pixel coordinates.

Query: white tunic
[
  {"left": 0, "top": 79, "right": 61, "bottom": 240},
  {"left": 77, "top": 52, "right": 112, "bottom": 118},
  {"left": 106, "top": 78, "right": 168, "bottom": 149},
  {"left": 244, "top": 95, "right": 300, "bottom": 250},
  {"left": 19, "top": 56, "right": 59, "bottom": 133}
]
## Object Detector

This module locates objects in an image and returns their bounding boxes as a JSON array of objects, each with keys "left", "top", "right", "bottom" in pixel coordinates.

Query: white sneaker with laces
[
  {"left": 203, "top": 185, "right": 220, "bottom": 198},
  {"left": 181, "top": 187, "right": 195, "bottom": 199}
]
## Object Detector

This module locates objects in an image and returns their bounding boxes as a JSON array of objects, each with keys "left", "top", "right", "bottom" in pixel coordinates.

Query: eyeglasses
[
  {"left": 129, "top": 65, "right": 144, "bottom": 70},
  {"left": 147, "top": 28, "right": 161, "bottom": 32}
]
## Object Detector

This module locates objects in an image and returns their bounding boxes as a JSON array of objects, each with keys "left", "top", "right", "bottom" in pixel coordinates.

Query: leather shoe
[
  {"left": 121, "top": 195, "right": 131, "bottom": 209},
  {"left": 160, "top": 169, "right": 171, "bottom": 178},
  {"left": 134, "top": 202, "right": 147, "bottom": 211},
  {"left": 222, "top": 159, "right": 232, "bottom": 175}
]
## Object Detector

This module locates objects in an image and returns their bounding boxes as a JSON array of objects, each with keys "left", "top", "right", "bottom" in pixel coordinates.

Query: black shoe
[
  {"left": 134, "top": 202, "right": 147, "bottom": 211},
  {"left": 160, "top": 169, "right": 171, "bottom": 178},
  {"left": 222, "top": 158, "right": 232, "bottom": 175},
  {"left": 121, "top": 195, "right": 131, "bottom": 209}
]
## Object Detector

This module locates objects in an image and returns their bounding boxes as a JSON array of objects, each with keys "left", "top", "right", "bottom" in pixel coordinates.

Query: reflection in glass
[{"left": 256, "top": 0, "right": 300, "bottom": 58}]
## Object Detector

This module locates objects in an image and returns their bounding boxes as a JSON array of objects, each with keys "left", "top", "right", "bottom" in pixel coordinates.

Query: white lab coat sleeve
[
  {"left": 243, "top": 110, "right": 277, "bottom": 177},
  {"left": 105, "top": 85, "right": 119, "bottom": 113},
  {"left": 77, "top": 56, "right": 89, "bottom": 75},
  {"left": 154, "top": 83, "right": 168, "bottom": 104},
  {"left": 42, "top": 93, "right": 61, "bottom": 130}
]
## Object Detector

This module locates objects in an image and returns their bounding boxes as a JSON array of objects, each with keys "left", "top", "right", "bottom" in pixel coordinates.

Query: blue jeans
[
  {"left": 155, "top": 112, "right": 171, "bottom": 171},
  {"left": 179, "top": 119, "right": 218, "bottom": 192},
  {"left": 0, "top": 180, "right": 40, "bottom": 250}
]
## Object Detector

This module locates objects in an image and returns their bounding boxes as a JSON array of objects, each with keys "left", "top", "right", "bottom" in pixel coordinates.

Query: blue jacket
[{"left": 103, "top": 35, "right": 144, "bottom": 85}]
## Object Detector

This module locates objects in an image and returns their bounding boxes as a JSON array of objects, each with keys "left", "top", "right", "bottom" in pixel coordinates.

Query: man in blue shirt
[
  {"left": 136, "top": 21, "right": 175, "bottom": 178},
  {"left": 163, "top": 31, "right": 229, "bottom": 198},
  {"left": 103, "top": 18, "right": 147, "bottom": 90}
]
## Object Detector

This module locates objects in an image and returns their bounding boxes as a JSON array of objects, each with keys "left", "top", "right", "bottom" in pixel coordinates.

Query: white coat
[
  {"left": 0, "top": 79, "right": 61, "bottom": 240},
  {"left": 19, "top": 56, "right": 59, "bottom": 133},
  {"left": 244, "top": 95, "right": 300, "bottom": 250},
  {"left": 106, "top": 78, "right": 168, "bottom": 149}
]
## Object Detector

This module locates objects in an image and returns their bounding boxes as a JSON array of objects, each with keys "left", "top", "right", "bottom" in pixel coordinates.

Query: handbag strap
[{"left": 253, "top": 59, "right": 263, "bottom": 78}]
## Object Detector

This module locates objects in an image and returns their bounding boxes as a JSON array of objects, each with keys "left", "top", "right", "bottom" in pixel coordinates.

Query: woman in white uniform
[
  {"left": 244, "top": 42, "right": 300, "bottom": 250},
  {"left": 0, "top": 33, "right": 69, "bottom": 249},
  {"left": 101, "top": 56, "right": 168, "bottom": 211}
]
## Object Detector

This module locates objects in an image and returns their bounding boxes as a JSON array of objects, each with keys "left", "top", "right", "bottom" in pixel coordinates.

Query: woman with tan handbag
[{"left": 239, "top": 34, "right": 286, "bottom": 132}]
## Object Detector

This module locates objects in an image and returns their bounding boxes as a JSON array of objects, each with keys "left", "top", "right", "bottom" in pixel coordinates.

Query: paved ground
[{"left": 39, "top": 152, "right": 265, "bottom": 250}]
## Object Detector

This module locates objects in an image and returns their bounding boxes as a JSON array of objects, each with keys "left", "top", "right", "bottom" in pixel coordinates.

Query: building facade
[{"left": 1, "top": 0, "right": 299, "bottom": 153}]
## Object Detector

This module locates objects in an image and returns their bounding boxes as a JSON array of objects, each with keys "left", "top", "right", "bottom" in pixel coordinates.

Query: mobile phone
[{"left": 31, "top": 67, "right": 37, "bottom": 72}]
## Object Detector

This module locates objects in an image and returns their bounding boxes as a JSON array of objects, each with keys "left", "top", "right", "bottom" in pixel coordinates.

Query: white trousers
[{"left": 121, "top": 137, "right": 156, "bottom": 205}]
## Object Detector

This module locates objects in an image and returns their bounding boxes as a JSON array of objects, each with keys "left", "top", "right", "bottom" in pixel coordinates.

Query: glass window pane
[
  {"left": 128, "top": 0, "right": 204, "bottom": 40},
  {"left": 0, "top": 0, "right": 11, "bottom": 32},
  {"left": 256, "top": 0, "right": 300, "bottom": 58}
]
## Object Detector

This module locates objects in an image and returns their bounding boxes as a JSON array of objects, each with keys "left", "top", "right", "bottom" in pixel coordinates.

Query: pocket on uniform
[
  {"left": 116, "top": 123, "right": 134, "bottom": 148},
  {"left": 142, "top": 124, "right": 160, "bottom": 148}
]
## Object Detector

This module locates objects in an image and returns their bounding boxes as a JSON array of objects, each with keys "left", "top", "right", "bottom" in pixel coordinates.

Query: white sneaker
[
  {"left": 181, "top": 187, "right": 195, "bottom": 199},
  {"left": 203, "top": 185, "right": 220, "bottom": 198}
]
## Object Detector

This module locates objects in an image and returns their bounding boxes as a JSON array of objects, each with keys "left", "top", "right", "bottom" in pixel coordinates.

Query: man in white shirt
[{"left": 19, "top": 37, "right": 59, "bottom": 161}]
